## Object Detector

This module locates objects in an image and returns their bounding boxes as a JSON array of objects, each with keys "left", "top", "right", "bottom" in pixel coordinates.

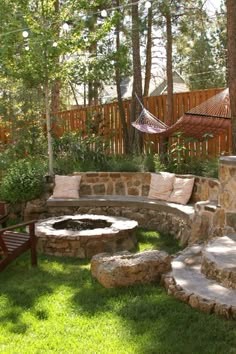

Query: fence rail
[{"left": 0, "top": 87, "right": 231, "bottom": 158}]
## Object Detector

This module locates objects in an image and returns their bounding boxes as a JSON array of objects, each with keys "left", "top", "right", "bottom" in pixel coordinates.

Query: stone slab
[
  {"left": 171, "top": 245, "right": 236, "bottom": 308},
  {"left": 201, "top": 235, "right": 236, "bottom": 289},
  {"left": 203, "top": 235, "right": 236, "bottom": 269}
]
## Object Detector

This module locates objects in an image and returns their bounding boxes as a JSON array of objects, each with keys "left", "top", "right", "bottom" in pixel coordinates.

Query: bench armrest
[{"left": 0, "top": 220, "right": 37, "bottom": 236}]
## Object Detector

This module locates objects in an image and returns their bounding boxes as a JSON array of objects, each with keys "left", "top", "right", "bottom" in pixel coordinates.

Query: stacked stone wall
[
  {"left": 219, "top": 156, "right": 236, "bottom": 234},
  {"left": 73, "top": 172, "right": 220, "bottom": 202}
]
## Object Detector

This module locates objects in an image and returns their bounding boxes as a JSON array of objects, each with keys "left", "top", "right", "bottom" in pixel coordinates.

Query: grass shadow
[
  {"left": 0, "top": 252, "right": 91, "bottom": 333},
  {"left": 136, "top": 228, "right": 183, "bottom": 254}
]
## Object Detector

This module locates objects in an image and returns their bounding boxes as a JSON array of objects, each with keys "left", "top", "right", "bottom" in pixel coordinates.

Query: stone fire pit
[{"left": 35, "top": 214, "right": 138, "bottom": 258}]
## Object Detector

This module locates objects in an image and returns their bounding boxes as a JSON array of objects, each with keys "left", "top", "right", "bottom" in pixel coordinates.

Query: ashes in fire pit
[
  {"left": 35, "top": 214, "right": 138, "bottom": 258},
  {"left": 53, "top": 218, "right": 112, "bottom": 231}
]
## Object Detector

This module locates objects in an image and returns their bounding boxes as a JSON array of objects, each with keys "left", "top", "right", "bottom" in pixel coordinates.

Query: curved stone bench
[
  {"left": 47, "top": 195, "right": 195, "bottom": 246},
  {"left": 24, "top": 172, "right": 221, "bottom": 247},
  {"left": 47, "top": 195, "right": 195, "bottom": 216}
]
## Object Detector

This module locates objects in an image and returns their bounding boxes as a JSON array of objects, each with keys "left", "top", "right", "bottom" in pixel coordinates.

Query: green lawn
[{"left": 0, "top": 229, "right": 236, "bottom": 354}]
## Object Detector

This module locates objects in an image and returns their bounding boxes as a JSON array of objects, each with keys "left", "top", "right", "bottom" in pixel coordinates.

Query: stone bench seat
[{"left": 47, "top": 195, "right": 195, "bottom": 219}]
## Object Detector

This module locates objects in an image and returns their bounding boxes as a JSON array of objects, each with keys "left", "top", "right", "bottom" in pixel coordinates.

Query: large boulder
[{"left": 91, "top": 250, "right": 171, "bottom": 288}]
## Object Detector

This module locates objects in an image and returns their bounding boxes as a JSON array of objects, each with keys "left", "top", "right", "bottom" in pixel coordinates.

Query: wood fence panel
[
  {"left": 227, "top": 126, "right": 232, "bottom": 154},
  {"left": 173, "top": 93, "right": 179, "bottom": 122},
  {"left": 112, "top": 103, "right": 118, "bottom": 154},
  {"left": 219, "top": 134, "right": 227, "bottom": 155},
  {"left": 0, "top": 88, "right": 231, "bottom": 159}
]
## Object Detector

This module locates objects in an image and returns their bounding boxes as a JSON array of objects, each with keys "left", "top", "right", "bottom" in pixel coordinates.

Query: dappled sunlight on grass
[
  {"left": 0, "top": 231, "right": 235, "bottom": 353},
  {"left": 136, "top": 228, "right": 183, "bottom": 254}
]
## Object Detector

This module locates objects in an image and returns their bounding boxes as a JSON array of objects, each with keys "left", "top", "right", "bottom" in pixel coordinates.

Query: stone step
[
  {"left": 201, "top": 235, "right": 236, "bottom": 289},
  {"left": 162, "top": 244, "right": 236, "bottom": 319}
]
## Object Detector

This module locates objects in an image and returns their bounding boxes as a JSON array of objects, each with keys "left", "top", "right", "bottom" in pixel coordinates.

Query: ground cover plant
[{"left": 0, "top": 229, "right": 236, "bottom": 354}]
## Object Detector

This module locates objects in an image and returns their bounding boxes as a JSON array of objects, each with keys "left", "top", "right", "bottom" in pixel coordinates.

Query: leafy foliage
[
  {"left": 0, "top": 78, "right": 47, "bottom": 172},
  {"left": 53, "top": 111, "right": 111, "bottom": 173},
  {"left": 201, "top": 158, "right": 219, "bottom": 178},
  {"left": 174, "top": 3, "right": 226, "bottom": 90},
  {"left": 151, "top": 132, "right": 219, "bottom": 177},
  {"left": 107, "top": 155, "right": 144, "bottom": 172},
  {"left": 0, "top": 0, "right": 227, "bottom": 176},
  {"left": 0, "top": 159, "right": 46, "bottom": 204},
  {"left": 52, "top": 129, "right": 219, "bottom": 177}
]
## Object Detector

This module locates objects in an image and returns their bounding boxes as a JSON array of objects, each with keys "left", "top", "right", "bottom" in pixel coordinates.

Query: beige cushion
[
  {"left": 52, "top": 175, "right": 81, "bottom": 199},
  {"left": 168, "top": 177, "right": 195, "bottom": 205},
  {"left": 148, "top": 172, "right": 175, "bottom": 200}
]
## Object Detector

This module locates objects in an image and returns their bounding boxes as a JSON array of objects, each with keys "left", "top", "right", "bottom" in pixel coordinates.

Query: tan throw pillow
[
  {"left": 168, "top": 177, "right": 195, "bottom": 205},
  {"left": 52, "top": 175, "right": 81, "bottom": 199},
  {"left": 148, "top": 172, "right": 175, "bottom": 200}
]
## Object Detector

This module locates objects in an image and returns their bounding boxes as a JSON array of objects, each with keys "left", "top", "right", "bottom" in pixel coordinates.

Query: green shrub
[
  {"left": 54, "top": 157, "right": 82, "bottom": 175},
  {"left": 53, "top": 130, "right": 110, "bottom": 173},
  {"left": 143, "top": 154, "right": 156, "bottom": 172},
  {"left": 153, "top": 154, "right": 167, "bottom": 172},
  {"left": 201, "top": 158, "right": 219, "bottom": 178},
  {"left": 0, "top": 159, "right": 46, "bottom": 204},
  {"left": 107, "top": 155, "right": 144, "bottom": 172}
]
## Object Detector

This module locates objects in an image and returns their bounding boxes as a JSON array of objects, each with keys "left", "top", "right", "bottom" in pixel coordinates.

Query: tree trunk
[
  {"left": 144, "top": 7, "right": 152, "bottom": 97},
  {"left": 88, "top": 13, "right": 99, "bottom": 106},
  {"left": 50, "top": 0, "right": 60, "bottom": 113},
  {"left": 69, "top": 81, "right": 79, "bottom": 106},
  {"left": 50, "top": 79, "right": 60, "bottom": 112},
  {"left": 166, "top": 11, "right": 174, "bottom": 126},
  {"left": 45, "top": 81, "right": 54, "bottom": 176},
  {"left": 227, "top": 0, "right": 236, "bottom": 154},
  {"left": 115, "top": 0, "right": 130, "bottom": 154},
  {"left": 130, "top": 0, "right": 143, "bottom": 154},
  {"left": 160, "top": 10, "right": 174, "bottom": 161}
]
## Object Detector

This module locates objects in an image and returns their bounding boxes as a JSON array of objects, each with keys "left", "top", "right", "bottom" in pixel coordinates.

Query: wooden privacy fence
[
  {"left": 51, "top": 87, "right": 230, "bottom": 158},
  {"left": 0, "top": 88, "right": 231, "bottom": 158}
]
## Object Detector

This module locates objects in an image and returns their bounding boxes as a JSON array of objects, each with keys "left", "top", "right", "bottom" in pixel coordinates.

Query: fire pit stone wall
[{"left": 36, "top": 214, "right": 138, "bottom": 258}]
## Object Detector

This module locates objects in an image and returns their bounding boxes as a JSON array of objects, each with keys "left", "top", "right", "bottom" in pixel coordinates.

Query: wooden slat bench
[{"left": 0, "top": 220, "right": 37, "bottom": 272}]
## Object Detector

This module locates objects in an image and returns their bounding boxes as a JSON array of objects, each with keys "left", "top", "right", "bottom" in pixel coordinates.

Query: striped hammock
[
  {"left": 132, "top": 89, "right": 231, "bottom": 139},
  {"left": 131, "top": 108, "right": 169, "bottom": 134}
]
